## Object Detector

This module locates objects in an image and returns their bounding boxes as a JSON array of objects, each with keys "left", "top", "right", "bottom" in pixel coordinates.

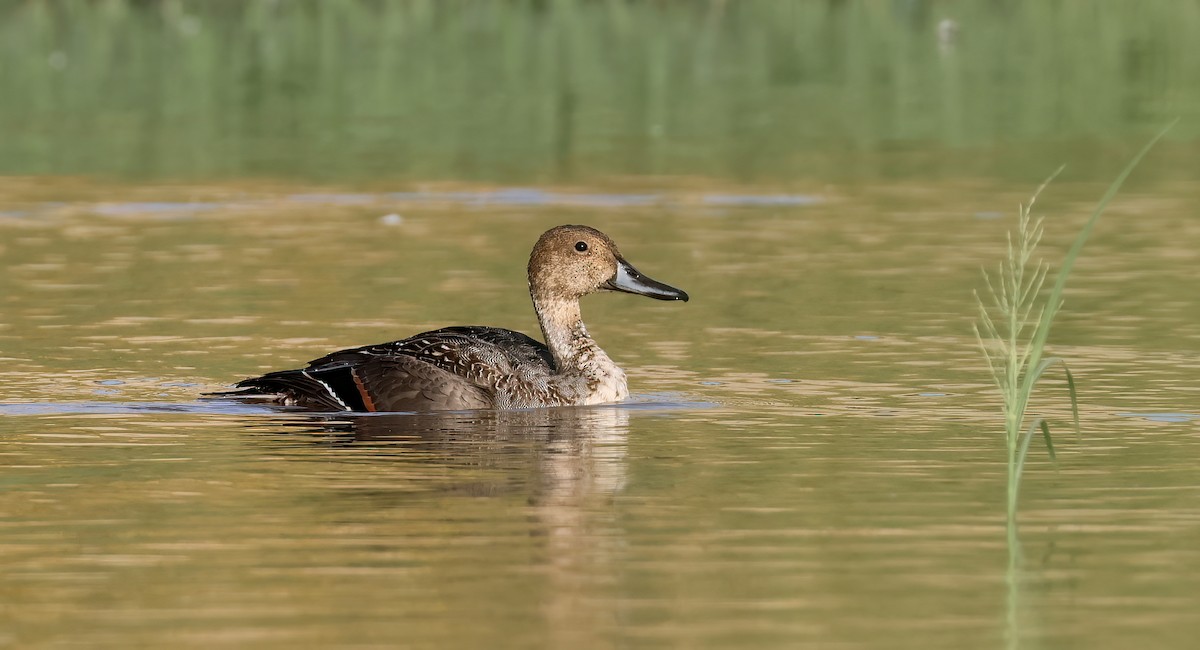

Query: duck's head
[{"left": 528, "top": 225, "right": 689, "bottom": 303}]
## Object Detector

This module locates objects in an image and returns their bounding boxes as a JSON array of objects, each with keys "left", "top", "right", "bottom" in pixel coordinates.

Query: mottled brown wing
[
  {"left": 344, "top": 327, "right": 553, "bottom": 376},
  {"left": 221, "top": 326, "right": 551, "bottom": 412},
  {"left": 350, "top": 356, "right": 494, "bottom": 412}
]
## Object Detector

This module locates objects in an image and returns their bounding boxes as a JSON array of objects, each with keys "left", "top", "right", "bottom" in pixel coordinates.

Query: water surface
[{"left": 3, "top": 179, "right": 1199, "bottom": 649}]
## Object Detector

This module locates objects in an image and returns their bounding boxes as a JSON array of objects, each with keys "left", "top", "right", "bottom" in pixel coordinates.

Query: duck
[{"left": 216, "top": 224, "right": 688, "bottom": 412}]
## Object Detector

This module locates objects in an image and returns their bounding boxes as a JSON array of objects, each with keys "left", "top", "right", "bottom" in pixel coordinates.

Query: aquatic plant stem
[{"left": 1006, "top": 520, "right": 1021, "bottom": 650}]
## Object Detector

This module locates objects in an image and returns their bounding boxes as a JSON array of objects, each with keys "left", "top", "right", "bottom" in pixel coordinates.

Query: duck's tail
[{"left": 206, "top": 368, "right": 360, "bottom": 412}]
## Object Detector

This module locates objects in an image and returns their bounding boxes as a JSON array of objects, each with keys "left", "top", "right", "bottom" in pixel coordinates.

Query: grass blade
[
  {"left": 1038, "top": 418, "right": 1056, "bottom": 463},
  {"left": 1064, "top": 363, "right": 1080, "bottom": 439},
  {"left": 1022, "top": 121, "right": 1177, "bottom": 389},
  {"left": 1029, "top": 356, "right": 1082, "bottom": 439}
]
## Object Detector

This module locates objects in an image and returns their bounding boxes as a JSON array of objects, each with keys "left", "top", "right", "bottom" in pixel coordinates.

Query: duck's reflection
[
  {"left": 280, "top": 406, "right": 629, "bottom": 500},
  {"left": 273, "top": 406, "right": 631, "bottom": 644}
]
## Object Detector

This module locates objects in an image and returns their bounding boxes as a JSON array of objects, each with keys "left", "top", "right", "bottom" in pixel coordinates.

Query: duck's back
[{"left": 231, "top": 326, "right": 557, "bottom": 412}]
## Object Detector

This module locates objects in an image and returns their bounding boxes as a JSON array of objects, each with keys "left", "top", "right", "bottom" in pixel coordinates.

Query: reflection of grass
[{"left": 974, "top": 123, "right": 1172, "bottom": 527}]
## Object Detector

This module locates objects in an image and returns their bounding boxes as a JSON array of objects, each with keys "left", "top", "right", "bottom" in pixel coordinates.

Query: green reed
[
  {"left": 974, "top": 168, "right": 1077, "bottom": 527},
  {"left": 974, "top": 123, "right": 1174, "bottom": 527},
  {"left": 979, "top": 124, "right": 1173, "bottom": 650}
]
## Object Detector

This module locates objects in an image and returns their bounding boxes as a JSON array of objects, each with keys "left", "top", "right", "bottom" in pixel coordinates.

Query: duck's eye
[{"left": 574, "top": 241, "right": 589, "bottom": 252}]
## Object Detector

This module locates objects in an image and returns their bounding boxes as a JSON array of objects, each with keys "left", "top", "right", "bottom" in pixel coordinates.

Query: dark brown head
[{"left": 527, "top": 225, "right": 689, "bottom": 303}]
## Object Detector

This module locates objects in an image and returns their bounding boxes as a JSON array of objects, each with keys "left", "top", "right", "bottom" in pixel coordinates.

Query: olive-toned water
[
  {"left": 4, "top": 1, "right": 1200, "bottom": 648},
  {"left": 3, "top": 178, "right": 1199, "bottom": 649}
]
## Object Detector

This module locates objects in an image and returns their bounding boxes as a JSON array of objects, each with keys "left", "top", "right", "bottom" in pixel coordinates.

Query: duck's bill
[{"left": 605, "top": 257, "right": 689, "bottom": 302}]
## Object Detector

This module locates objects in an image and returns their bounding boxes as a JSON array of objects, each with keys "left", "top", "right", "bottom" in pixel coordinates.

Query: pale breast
[{"left": 576, "top": 348, "right": 629, "bottom": 405}]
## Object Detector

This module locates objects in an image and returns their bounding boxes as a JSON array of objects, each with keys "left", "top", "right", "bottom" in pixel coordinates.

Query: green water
[
  {"left": 3, "top": 0, "right": 1199, "bottom": 183},
  {"left": 3, "top": 1, "right": 1200, "bottom": 649}
]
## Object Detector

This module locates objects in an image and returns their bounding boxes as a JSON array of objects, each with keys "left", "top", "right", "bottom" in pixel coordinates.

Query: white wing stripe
[{"left": 302, "top": 369, "right": 351, "bottom": 411}]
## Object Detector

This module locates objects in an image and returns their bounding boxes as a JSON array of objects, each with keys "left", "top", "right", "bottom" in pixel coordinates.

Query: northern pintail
[{"left": 219, "top": 225, "right": 688, "bottom": 412}]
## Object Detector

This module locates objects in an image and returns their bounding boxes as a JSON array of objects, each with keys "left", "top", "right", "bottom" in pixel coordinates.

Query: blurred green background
[{"left": 2, "top": 0, "right": 1195, "bottom": 185}]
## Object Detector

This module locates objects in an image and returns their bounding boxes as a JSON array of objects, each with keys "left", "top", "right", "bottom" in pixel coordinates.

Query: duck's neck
[{"left": 532, "top": 293, "right": 628, "bottom": 403}]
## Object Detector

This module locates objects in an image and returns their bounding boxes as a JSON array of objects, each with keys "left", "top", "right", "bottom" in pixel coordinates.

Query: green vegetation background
[{"left": 1, "top": 0, "right": 1194, "bottom": 184}]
